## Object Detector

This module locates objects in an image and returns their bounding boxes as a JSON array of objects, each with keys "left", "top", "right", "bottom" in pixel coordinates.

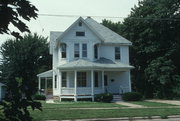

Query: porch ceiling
[
  {"left": 37, "top": 70, "right": 53, "bottom": 77},
  {"left": 58, "top": 58, "right": 134, "bottom": 70}
]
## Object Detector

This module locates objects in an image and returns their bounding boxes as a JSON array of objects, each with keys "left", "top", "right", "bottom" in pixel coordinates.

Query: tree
[
  {"left": 102, "top": 0, "right": 180, "bottom": 98},
  {"left": 0, "top": 0, "right": 38, "bottom": 38},
  {"left": 0, "top": 34, "right": 52, "bottom": 121}
]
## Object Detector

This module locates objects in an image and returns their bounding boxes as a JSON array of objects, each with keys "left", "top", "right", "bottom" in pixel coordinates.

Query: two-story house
[{"left": 37, "top": 17, "right": 133, "bottom": 101}]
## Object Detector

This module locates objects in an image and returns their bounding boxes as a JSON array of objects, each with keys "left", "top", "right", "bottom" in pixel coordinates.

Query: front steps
[{"left": 112, "top": 94, "right": 122, "bottom": 102}]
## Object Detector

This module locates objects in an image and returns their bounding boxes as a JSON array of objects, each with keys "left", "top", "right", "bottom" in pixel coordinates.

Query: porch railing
[{"left": 61, "top": 87, "right": 103, "bottom": 95}]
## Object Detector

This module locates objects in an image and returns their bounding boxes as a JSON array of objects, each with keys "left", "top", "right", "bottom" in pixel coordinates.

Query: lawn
[
  {"left": 129, "top": 101, "right": 176, "bottom": 107},
  {"left": 31, "top": 107, "right": 180, "bottom": 121},
  {"left": 30, "top": 101, "right": 180, "bottom": 121}
]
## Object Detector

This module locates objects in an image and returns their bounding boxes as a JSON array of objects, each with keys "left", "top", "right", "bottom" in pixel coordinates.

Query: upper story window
[
  {"left": 78, "top": 22, "right": 82, "bottom": 26},
  {"left": 74, "top": 43, "right": 80, "bottom": 58},
  {"left": 61, "top": 44, "right": 66, "bottom": 58},
  {"left": 76, "top": 31, "right": 85, "bottom": 36},
  {"left": 115, "top": 47, "right": 121, "bottom": 60},
  {"left": 82, "top": 44, "right": 87, "bottom": 57},
  {"left": 94, "top": 45, "right": 98, "bottom": 59}
]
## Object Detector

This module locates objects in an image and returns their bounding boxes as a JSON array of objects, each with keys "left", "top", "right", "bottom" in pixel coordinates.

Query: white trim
[
  {"left": 74, "top": 70, "right": 77, "bottom": 101},
  {"left": 102, "top": 71, "right": 104, "bottom": 93},
  {"left": 59, "top": 70, "right": 62, "bottom": 95},
  {"left": 91, "top": 70, "right": 94, "bottom": 101},
  {"left": 128, "top": 70, "right": 132, "bottom": 92}
]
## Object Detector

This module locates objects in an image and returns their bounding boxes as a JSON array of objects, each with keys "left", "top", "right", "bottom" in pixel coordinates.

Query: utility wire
[{"left": 38, "top": 14, "right": 180, "bottom": 21}]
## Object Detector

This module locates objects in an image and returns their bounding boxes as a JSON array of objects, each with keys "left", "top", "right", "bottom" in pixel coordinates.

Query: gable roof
[
  {"left": 56, "top": 17, "right": 132, "bottom": 45},
  {"left": 85, "top": 17, "right": 132, "bottom": 45},
  {"left": 50, "top": 31, "right": 63, "bottom": 54}
]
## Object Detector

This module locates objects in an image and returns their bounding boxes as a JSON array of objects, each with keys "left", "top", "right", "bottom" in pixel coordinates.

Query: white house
[{"left": 37, "top": 17, "right": 133, "bottom": 101}]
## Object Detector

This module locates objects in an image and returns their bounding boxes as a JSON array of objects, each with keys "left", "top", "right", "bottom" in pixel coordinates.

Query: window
[
  {"left": 77, "top": 72, "right": 86, "bottom": 87},
  {"left": 74, "top": 44, "right": 80, "bottom": 58},
  {"left": 62, "top": 72, "right": 67, "bottom": 87},
  {"left": 94, "top": 45, "right": 98, "bottom": 59},
  {"left": 82, "top": 44, "right": 87, "bottom": 57},
  {"left": 55, "top": 75, "right": 57, "bottom": 88},
  {"left": 78, "top": 22, "right": 82, "bottom": 26},
  {"left": 76, "top": 32, "right": 85, "bottom": 36},
  {"left": 104, "top": 75, "right": 108, "bottom": 86},
  {"left": 61, "top": 44, "right": 66, "bottom": 58},
  {"left": 115, "top": 47, "right": 121, "bottom": 60},
  {"left": 94, "top": 72, "right": 98, "bottom": 87}
]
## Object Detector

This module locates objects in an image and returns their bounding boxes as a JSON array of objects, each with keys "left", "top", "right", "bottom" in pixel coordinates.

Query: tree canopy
[
  {"left": 0, "top": 0, "right": 38, "bottom": 38},
  {"left": 0, "top": 34, "right": 52, "bottom": 121},
  {"left": 102, "top": 0, "right": 180, "bottom": 98}
]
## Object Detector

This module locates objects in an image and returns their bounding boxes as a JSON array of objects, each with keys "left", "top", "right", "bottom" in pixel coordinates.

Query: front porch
[
  {"left": 37, "top": 58, "right": 133, "bottom": 101},
  {"left": 37, "top": 69, "right": 131, "bottom": 101},
  {"left": 58, "top": 70, "right": 106, "bottom": 101}
]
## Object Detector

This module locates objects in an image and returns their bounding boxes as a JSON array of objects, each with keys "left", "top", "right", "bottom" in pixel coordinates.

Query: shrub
[
  {"left": 122, "top": 92, "right": 142, "bottom": 101},
  {"left": 95, "top": 93, "right": 113, "bottom": 103},
  {"left": 34, "top": 94, "right": 46, "bottom": 100}
]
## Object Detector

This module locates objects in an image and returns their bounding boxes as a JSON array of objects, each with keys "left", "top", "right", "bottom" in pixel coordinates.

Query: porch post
[
  {"left": 102, "top": 71, "right": 104, "bottom": 93},
  {"left": 128, "top": 71, "right": 132, "bottom": 92},
  {"left": 91, "top": 70, "right": 94, "bottom": 101},
  {"left": 45, "top": 77, "right": 47, "bottom": 95},
  {"left": 59, "top": 70, "right": 62, "bottom": 101},
  {"left": 74, "top": 70, "right": 77, "bottom": 101},
  {"left": 38, "top": 77, "right": 41, "bottom": 94}
]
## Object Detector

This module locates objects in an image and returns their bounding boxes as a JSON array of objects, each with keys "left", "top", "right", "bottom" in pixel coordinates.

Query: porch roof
[
  {"left": 37, "top": 70, "right": 53, "bottom": 78},
  {"left": 0, "top": 82, "right": 5, "bottom": 87},
  {"left": 58, "top": 58, "right": 134, "bottom": 70}
]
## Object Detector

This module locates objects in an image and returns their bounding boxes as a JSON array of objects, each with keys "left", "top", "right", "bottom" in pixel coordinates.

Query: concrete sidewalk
[
  {"left": 46, "top": 115, "right": 180, "bottom": 121},
  {"left": 146, "top": 100, "right": 180, "bottom": 106},
  {"left": 115, "top": 101, "right": 145, "bottom": 108}
]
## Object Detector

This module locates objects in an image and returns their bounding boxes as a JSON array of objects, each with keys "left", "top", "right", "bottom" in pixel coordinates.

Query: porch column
[
  {"left": 91, "top": 70, "right": 94, "bottom": 101},
  {"left": 102, "top": 71, "right": 104, "bottom": 93},
  {"left": 38, "top": 77, "right": 41, "bottom": 94},
  {"left": 45, "top": 77, "right": 47, "bottom": 95},
  {"left": 128, "top": 71, "right": 132, "bottom": 92},
  {"left": 74, "top": 70, "right": 77, "bottom": 101},
  {"left": 59, "top": 70, "right": 62, "bottom": 96}
]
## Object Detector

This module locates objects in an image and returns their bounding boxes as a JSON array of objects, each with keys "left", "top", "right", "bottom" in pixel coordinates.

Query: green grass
[
  {"left": 40, "top": 101, "right": 126, "bottom": 108},
  {"left": 29, "top": 101, "right": 180, "bottom": 120},
  {"left": 129, "top": 101, "right": 176, "bottom": 107},
  {"left": 31, "top": 108, "right": 180, "bottom": 121}
]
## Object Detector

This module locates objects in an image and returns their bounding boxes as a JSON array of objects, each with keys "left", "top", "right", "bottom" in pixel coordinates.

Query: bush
[
  {"left": 122, "top": 92, "right": 142, "bottom": 101},
  {"left": 95, "top": 93, "right": 113, "bottom": 103},
  {"left": 34, "top": 94, "right": 46, "bottom": 100}
]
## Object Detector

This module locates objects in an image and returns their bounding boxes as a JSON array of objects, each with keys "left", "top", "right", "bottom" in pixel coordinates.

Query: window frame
[
  {"left": 76, "top": 31, "right": 85, "bottom": 36},
  {"left": 61, "top": 44, "right": 66, "bottom": 58},
  {"left": 82, "top": 43, "right": 87, "bottom": 58},
  {"left": 77, "top": 72, "right": 87, "bottom": 87},
  {"left": 62, "top": 72, "right": 67, "bottom": 87},
  {"left": 115, "top": 47, "right": 121, "bottom": 60},
  {"left": 94, "top": 45, "right": 98, "bottom": 59},
  {"left": 54, "top": 75, "right": 57, "bottom": 88},
  {"left": 74, "top": 43, "right": 80, "bottom": 58},
  {"left": 94, "top": 72, "right": 98, "bottom": 87}
]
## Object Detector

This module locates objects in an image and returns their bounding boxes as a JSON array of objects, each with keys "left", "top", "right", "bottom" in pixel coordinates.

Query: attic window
[
  {"left": 76, "top": 31, "right": 85, "bottom": 36},
  {"left": 78, "top": 22, "right": 82, "bottom": 26}
]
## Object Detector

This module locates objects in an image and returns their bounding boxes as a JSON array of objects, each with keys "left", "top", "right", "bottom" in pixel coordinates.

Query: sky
[{"left": 0, "top": 0, "right": 139, "bottom": 45}]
